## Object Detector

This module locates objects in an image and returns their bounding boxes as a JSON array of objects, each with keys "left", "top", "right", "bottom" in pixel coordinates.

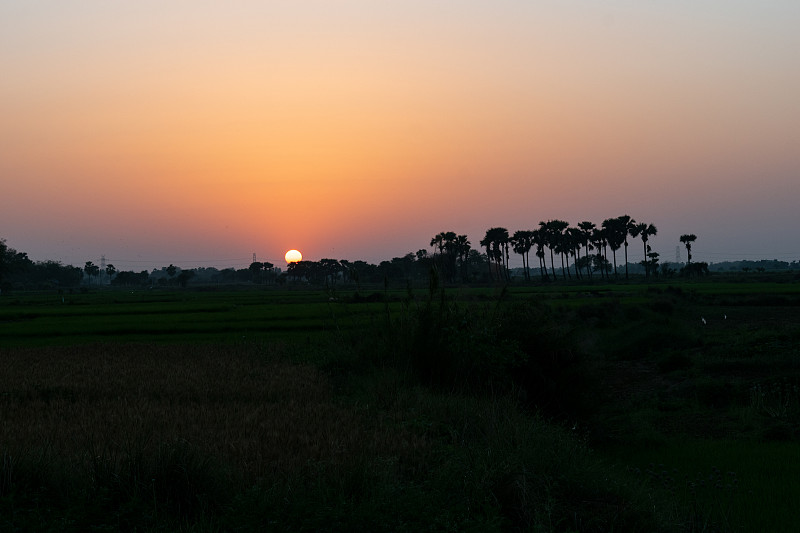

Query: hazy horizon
[{"left": 3, "top": 1, "right": 799, "bottom": 272}]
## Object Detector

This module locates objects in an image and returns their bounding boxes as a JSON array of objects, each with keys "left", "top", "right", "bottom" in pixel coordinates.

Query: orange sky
[{"left": 2, "top": 1, "right": 799, "bottom": 269}]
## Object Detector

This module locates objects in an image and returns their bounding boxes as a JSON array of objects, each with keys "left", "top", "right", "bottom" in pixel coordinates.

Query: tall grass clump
[
  {"left": 749, "top": 378, "right": 800, "bottom": 420},
  {"left": 369, "top": 279, "right": 597, "bottom": 422}
]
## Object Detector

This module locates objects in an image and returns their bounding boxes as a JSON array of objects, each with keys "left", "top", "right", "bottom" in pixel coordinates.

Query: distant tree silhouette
[
  {"left": 105, "top": 263, "right": 116, "bottom": 284},
  {"left": 681, "top": 260, "right": 708, "bottom": 277},
  {"left": 262, "top": 261, "right": 275, "bottom": 284},
  {"left": 453, "top": 234, "right": 471, "bottom": 282},
  {"left": 84, "top": 261, "right": 100, "bottom": 284},
  {"left": 566, "top": 226, "right": 583, "bottom": 280},
  {"left": 0, "top": 239, "right": 7, "bottom": 284},
  {"left": 511, "top": 230, "right": 534, "bottom": 281},
  {"left": 680, "top": 234, "right": 697, "bottom": 264},
  {"left": 287, "top": 260, "right": 310, "bottom": 282},
  {"left": 591, "top": 227, "right": 608, "bottom": 279},
  {"left": 430, "top": 231, "right": 454, "bottom": 256},
  {"left": 176, "top": 269, "right": 195, "bottom": 287},
  {"left": 318, "top": 258, "right": 341, "bottom": 287},
  {"left": 645, "top": 251, "right": 660, "bottom": 277},
  {"left": 0, "top": 240, "right": 32, "bottom": 288},
  {"left": 480, "top": 227, "right": 509, "bottom": 282},
  {"left": 111, "top": 270, "right": 150, "bottom": 287},
  {"left": 340, "top": 259, "right": 361, "bottom": 291},
  {"left": 531, "top": 228, "right": 548, "bottom": 281},
  {"left": 552, "top": 227, "right": 571, "bottom": 280},
  {"left": 498, "top": 228, "right": 511, "bottom": 282},
  {"left": 249, "top": 261, "right": 264, "bottom": 283},
  {"left": 631, "top": 222, "right": 658, "bottom": 277},
  {"left": 541, "top": 220, "right": 569, "bottom": 280},
  {"left": 430, "top": 231, "right": 460, "bottom": 282},
  {"left": 482, "top": 229, "right": 496, "bottom": 281},
  {"left": 577, "top": 221, "right": 596, "bottom": 279},
  {"left": 616, "top": 215, "right": 636, "bottom": 280},
  {"left": 601, "top": 218, "right": 624, "bottom": 278}
]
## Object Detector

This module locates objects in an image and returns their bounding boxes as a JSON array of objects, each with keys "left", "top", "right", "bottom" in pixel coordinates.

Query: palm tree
[
  {"left": 566, "top": 227, "right": 584, "bottom": 280},
  {"left": 591, "top": 227, "right": 608, "bottom": 279},
  {"left": 542, "top": 220, "right": 569, "bottom": 281},
  {"left": 431, "top": 231, "right": 456, "bottom": 255},
  {"left": 680, "top": 234, "right": 697, "bottom": 264},
  {"left": 502, "top": 230, "right": 512, "bottom": 281},
  {"left": 453, "top": 234, "right": 471, "bottom": 281},
  {"left": 531, "top": 228, "right": 548, "bottom": 281},
  {"left": 480, "top": 232, "right": 494, "bottom": 281},
  {"left": 577, "top": 221, "right": 596, "bottom": 279},
  {"left": 430, "top": 231, "right": 459, "bottom": 281},
  {"left": 646, "top": 251, "right": 660, "bottom": 277},
  {"left": 480, "top": 227, "right": 509, "bottom": 282},
  {"left": 601, "top": 218, "right": 625, "bottom": 278},
  {"left": 616, "top": 215, "right": 636, "bottom": 280},
  {"left": 84, "top": 261, "right": 100, "bottom": 284},
  {"left": 105, "top": 263, "right": 116, "bottom": 285},
  {"left": 521, "top": 231, "right": 536, "bottom": 281},
  {"left": 429, "top": 232, "right": 447, "bottom": 256},
  {"left": 539, "top": 222, "right": 556, "bottom": 280},
  {"left": 631, "top": 222, "right": 658, "bottom": 277},
  {"left": 510, "top": 231, "right": 526, "bottom": 281}
]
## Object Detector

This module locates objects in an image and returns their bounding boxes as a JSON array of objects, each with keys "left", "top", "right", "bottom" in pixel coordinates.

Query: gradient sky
[{"left": 2, "top": 1, "right": 799, "bottom": 271}]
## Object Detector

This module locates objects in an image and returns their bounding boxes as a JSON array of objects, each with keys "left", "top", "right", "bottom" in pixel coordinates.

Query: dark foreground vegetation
[{"left": 2, "top": 274, "right": 800, "bottom": 531}]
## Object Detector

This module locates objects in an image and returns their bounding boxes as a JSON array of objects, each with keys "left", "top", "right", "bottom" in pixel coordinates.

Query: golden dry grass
[{"left": 0, "top": 343, "right": 431, "bottom": 484}]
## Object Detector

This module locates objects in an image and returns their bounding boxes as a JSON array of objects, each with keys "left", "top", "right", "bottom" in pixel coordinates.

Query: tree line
[
  {"left": 476, "top": 216, "right": 662, "bottom": 283},
  {"left": 1, "top": 223, "right": 707, "bottom": 292},
  {"left": 283, "top": 216, "right": 700, "bottom": 288},
  {"left": 0, "top": 239, "right": 83, "bottom": 292},
  {"left": 421, "top": 216, "right": 665, "bottom": 284}
]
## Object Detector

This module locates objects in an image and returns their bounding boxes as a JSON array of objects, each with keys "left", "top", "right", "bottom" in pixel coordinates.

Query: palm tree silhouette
[
  {"left": 680, "top": 234, "right": 697, "bottom": 264},
  {"left": 511, "top": 230, "right": 533, "bottom": 281},
  {"left": 481, "top": 227, "right": 509, "bottom": 282},
  {"left": 539, "top": 222, "right": 556, "bottom": 280},
  {"left": 453, "top": 234, "right": 471, "bottom": 282},
  {"left": 430, "top": 232, "right": 447, "bottom": 256},
  {"left": 591, "top": 227, "right": 608, "bottom": 279},
  {"left": 566, "top": 226, "right": 584, "bottom": 280},
  {"left": 542, "top": 220, "right": 569, "bottom": 281},
  {"left": 602, "top": 218, "right": 625, "bottom": 278},
  {"left": 631, "top": 222, "right": 658, "bottom": 277},
  {"left": 521, "top": 231, "right": 536, "bottom": 281},
  {"left": 615, "top": 215, "right": 636, "bottom": 280},
  {"left": 531, "top": 228, "right": 548, "bottom": 281},
  {"left": 577, "top": 221, "right": 596, "bottom": 279}
]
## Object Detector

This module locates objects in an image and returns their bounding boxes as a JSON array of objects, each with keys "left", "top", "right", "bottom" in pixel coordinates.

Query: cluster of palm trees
[
  {"left": 429, "top": 231, "right": 472, "bottom": 281},
  {"left": 470, "top": 216, "right": 659, "bottom": 282}
]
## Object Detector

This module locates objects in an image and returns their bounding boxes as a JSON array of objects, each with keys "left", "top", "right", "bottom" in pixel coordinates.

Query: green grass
[
  {"left": 613, "top": 439, "right": 800, "bottom": 532},
  {"left": 0, "top": 288, "right": 412, "bottom": 346}
]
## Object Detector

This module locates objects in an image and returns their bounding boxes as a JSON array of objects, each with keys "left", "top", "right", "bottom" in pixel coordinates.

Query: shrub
[{"left": 404, "top": 295, "right": 523, "bottom": 391}]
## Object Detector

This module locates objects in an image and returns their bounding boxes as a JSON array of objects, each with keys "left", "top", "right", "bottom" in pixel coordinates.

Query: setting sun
[{"left": 285, "top": 249, "right": 302, "bottom": 263}]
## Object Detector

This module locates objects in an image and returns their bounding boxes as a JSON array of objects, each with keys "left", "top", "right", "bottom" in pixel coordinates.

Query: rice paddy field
[{"left": 2, "top": 276, "right": 800, "bottom": 531}]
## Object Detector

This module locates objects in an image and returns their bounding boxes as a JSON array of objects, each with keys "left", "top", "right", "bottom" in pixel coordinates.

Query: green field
[{"left": 2, "top": 278, "right": 800, "bottom": 530}]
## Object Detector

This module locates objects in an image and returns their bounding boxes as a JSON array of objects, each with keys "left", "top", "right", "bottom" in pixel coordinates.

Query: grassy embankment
[{"left": 1, "top": 277, "right": 799, "bottom": 530}]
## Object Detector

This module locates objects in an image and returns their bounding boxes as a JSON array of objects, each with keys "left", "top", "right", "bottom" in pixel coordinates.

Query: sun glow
[{"left": 284, "top": 249, "right": 302, "bottom": 263}]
